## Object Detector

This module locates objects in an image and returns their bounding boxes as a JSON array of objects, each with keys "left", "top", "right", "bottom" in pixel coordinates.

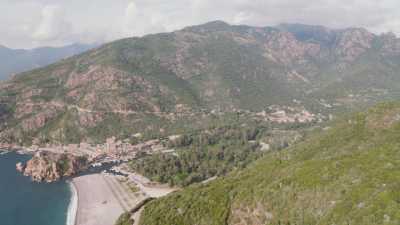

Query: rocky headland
[
  {"left": 11, "top": 135, "right": 172, "bottom": 182},
  {"left": 17, "top": 151, "right": 89, "bottom": 182}
]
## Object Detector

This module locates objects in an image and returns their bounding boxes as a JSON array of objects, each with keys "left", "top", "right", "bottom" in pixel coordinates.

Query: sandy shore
[
  {"left": 66, "top": 182, "right": 78, "bottom": 225},
  {"left": 72, "top": 174, "right": 124, "bottom": 225},
  {"left": 71, "top": 171, "right": 177, "bottom": 225}
]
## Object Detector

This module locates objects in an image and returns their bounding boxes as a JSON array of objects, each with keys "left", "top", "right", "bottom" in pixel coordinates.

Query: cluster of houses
[{"left": 256, "top": 105, "right": 319, "bottom": 123}]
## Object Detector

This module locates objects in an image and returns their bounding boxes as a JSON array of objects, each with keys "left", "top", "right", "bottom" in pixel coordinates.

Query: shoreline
[
  {"left": 72, "top": 173, "right": 125, "bottom": 225},
  {"left": 66, "top": 181, "right": 78, "bottom": 225},
  {"left": 2, "top": 146, "right": 174, "bottom": 225},
  {"left": 0, "top": 150, "right": 76, "bottom": 225}
]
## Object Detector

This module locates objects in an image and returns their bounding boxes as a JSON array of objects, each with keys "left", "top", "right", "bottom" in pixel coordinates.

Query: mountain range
[
  {"left": 1, "top": 21, "right": 400, "bottom": 145},
  {"left": 0, "top": 43, "right": 97, "bottom": 80}
]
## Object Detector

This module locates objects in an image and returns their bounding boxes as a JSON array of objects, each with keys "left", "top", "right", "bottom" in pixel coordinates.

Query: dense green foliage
[
  {"left": 139, "top": 102, "right": 400, "bottom": 225},
  {"left": 130, "top": 125, "right": 266, "bottom": 186},
  {"left": 114, "top": 212, "right": 134, "bottom": 225},
  {"left": 57, "top": 156, "right": 70, "bottom": 174},
  {"left": 56, "top": 154, "right": 87, "bottom": 175}
]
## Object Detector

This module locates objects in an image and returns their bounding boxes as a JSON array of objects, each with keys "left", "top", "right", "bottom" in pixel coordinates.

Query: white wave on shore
[
  {"left": 66, "top": 181, "right": 78, "bottom": 225},
  {"left": 0, "top": 149, "right": 10, "bottom": 155}
]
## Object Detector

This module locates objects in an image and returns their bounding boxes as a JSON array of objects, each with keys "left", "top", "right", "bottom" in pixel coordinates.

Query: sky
[{"left": 1, "top": 0, "right": 399, "bottom": 49}]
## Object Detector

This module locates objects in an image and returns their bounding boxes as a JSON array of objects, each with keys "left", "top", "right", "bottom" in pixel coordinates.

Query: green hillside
[
  {"left": 1, "top": 21, "right": 400, "bottom": 145},
  {"left": 139, "top": 102, "right": 400, "bottom": 225}
]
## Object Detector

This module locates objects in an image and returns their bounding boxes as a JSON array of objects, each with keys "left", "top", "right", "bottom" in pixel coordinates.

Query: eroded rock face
[
  {"left": 263, "top": 31, "right": 321, "bottom": 65},
  {"left": 78, "top": 111, "right": 104, "bottom": 127},
  {"left": 21, "top": 110, "right": 59, "bottom": 131},
  {"left": 335, "top": 28, "right": 375, "bottom": 62},
  {"left": 20, "top": 151, "right": 89, "bottom": 182}
]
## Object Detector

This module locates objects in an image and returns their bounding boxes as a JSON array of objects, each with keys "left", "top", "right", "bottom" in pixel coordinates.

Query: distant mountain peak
[
  {"left": 276, "top": 23, "right": 337, "bottom": 45},
  {"left": 0, "top": 43, "right": 96, "bottom": 80},
  {"left": 184, "top": 20, "right": 231, "bottom": 32},
  {"left": 203, "top": 20, "right": 230, "bottom": 26},
  {"left": 278, "top": 23, "right": 331, "bottom": 31}
]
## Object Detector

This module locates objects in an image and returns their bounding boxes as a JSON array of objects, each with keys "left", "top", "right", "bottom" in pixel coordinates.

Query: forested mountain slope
[
  {"left": 1, "top": 21, "right": 400, "bottom": 145},
  {"left": 139, "top": 102, "right": 400, "bottom": 225}
]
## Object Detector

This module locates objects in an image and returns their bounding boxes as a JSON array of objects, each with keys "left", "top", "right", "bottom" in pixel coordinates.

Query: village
[{"left": 0, "top": 133, "right": 180, "bottom": 165}]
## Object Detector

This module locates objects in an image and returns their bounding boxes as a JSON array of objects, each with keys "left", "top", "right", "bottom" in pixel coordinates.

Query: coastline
[
  {"left": 3, "top": 149, "right": 80, "bottom": 225},
  {"left": 72, "top": 174, "right": 125, "bottom": 225},
  {"left": 3, "top": 144, "right": 174, "bottom": 225},
  {"left": 0, "top": 151, "right": 71, "bottom": 225},
  {"left": 66, "top": 181, "right": 78, "bottom": 225}
]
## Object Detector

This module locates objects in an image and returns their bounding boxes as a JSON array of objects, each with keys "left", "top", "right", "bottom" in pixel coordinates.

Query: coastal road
[
  {"left": 102, "top": 174, "right": 148, "bottom": 211},
  {"left": 128, "top": 173, "right": 176, "bottom": 198}
]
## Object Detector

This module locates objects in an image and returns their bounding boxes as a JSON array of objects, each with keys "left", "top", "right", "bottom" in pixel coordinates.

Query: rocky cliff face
[{"left": 18, "top": 151, "right": 89, "bottom": 182}]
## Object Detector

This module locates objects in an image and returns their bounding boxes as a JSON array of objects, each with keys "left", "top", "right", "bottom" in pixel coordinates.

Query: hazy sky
[{"left": 1, "top": 0, "right": 399, "bottom": 49}]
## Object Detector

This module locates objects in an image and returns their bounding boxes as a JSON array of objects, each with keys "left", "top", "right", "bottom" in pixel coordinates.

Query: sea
[{"left": 0, "top": 150, "right": 75, "bottom": 225}]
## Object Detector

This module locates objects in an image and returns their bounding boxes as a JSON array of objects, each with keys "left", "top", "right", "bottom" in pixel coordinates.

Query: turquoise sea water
[{"left": 0, "top": 151, "right": 71, "bottom": 225}]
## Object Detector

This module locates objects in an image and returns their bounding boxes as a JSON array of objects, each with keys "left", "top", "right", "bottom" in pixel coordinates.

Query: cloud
[
  {"left": 32, "top": 5, "right": 72, "bottom": 41},
  {"left": 0, "top": 0, "right": 400, "bottom": 48},
  {"left": 123, "top": 1, "right": 167, "bottom": 37},
  {"left": 123, "top": 1, "right": 140, "bottom": 35}
]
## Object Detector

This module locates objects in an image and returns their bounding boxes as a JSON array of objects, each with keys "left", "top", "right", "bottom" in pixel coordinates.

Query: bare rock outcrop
[
  {"left": 335, "top": 28, "right": 375, "bottom": 62},
  {"left": 263, "top": 31, "right": 321, "bottom": 65},
  {"left": 16, "top": 162, "right": 25, "bottom": 172},
  {"left": 19, "top": 151, "right": 89, "bottom": 182}
]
